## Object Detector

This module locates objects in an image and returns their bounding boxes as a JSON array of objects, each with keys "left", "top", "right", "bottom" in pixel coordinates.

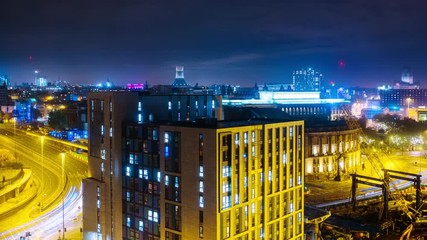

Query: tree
[
  {"left": 2, "top": 112, "right": 12, "bottom": 122},
  {"left": 0, "top": 149, "right": 15, "bottom": 165},
  {"left": 48, "top": 110, "right": 67, "bottom": 130}
]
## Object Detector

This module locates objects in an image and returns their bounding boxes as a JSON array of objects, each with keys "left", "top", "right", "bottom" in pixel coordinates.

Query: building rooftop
[{"left": 141, "top": 118, "right": 302, "bottom": 129}]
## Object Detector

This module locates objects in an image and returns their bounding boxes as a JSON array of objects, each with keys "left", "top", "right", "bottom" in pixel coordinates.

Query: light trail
[{"left": 0, "top": 186, "right": 82, "bottom": 239}]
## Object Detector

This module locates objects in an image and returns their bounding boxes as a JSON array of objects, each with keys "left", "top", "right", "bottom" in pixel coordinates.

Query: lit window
[
  {"left": 97, "top": 199, "right": 100, "bottom": 208},
  {"left": 244, "top": 132, "right": 248, "bottom": 144},
  {"left": 138, "top": 169, "right": 143, "bottom": 179},
  {"left": 126, "top": 166, "right": 131, "bottom": 177},
  {"left": 164, "top": 133, "right": 169, "bottom": 143},
  {"left": 127, "top": 217, "right": 131, "bottom": 227},
  {"left": 153, "top": 211, "right": 159, "bottom": 223},
  {"left": 235, "top": 194, "right": 239, "bottom": 204},
  {"left": 148, "top": 210, "right": 153, "bottom": 221},
  {"left": 222, "top": 182, "right": 230, "bottom": 193},
  {"left": 165, "top": 146, "right": 169, "bottom": 157},
  {"left": 298, "top": 175, "right": 302, "bottom": 185},
  {"left": 174, "top": 176, "right": 179, "bottom": 188},
  {"left": 283, "top": 153, "right": 287, "bottom": 164},
  {"left": 153, "top": 129, "right": 158, "bottom": 140},
  {"left": 268, "top": 170, "right": 272, "bottom": 181},
  {"left": 143, "top": 169, "right": 148, "bottom": 180},
  {"left": 138, "top": 113, "right": 142, "bottom": 123},
  {"left": 138, "top": 102, "right": 142, "bottom": 111},
  {"left": 199, "top": 181, "right": 204, "bottom": 193},
  {"left": 199, "top": 196, "right": 204, "bottom": 208},
  {"left": 139, "top": 220, "right": 144, "bottom": 231},
  {"left": 168, "top": 101, "right": 172, "bottom": 110},
  {"left": 199, "top": 166, "right": 204, "bottom": 177},
  {"left": 290, "top": 177, "right": 293, "bottom": 187},
  {"left": 222, "top": 166, "right": 230, "bottom": 177},
  {"left": 109, "top": 127, "right": 112, "bottom": 137},
  {"left": 322, "top": 144, "right": 328, "bottom": 155},
  {"left": 165, "top": 175, "right": 169, "bottom": 186},
  {"left": 222, "top": 196, "right": 231, "bottom": 209},
  {"left": 290, "top": 203, "right": 294, "bottom": 213},
  {"left": 129, "top": 154, "right": 134, "bottom": 164},
  {"left": 312, "top": 145, "right": 319, "bottom": 156},
  {"left": 101, "top": 125, "right": 104, "bottom": 136},
  {"left": 157, "top": 171, "right": 161, "bottom": 182},
  {"left": 212, "top": 100, "right": 215, "bottom": 108}
]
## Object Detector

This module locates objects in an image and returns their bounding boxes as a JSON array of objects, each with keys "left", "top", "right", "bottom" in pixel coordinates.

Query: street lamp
[
  {"left": 406, "top": 98, "right": 412, "bottom": 118},
  {"left": 13, "top": 117, "right": 17, "bottom": 162},
  {"left": 61, "top": 152, "right": 65, "bottom": 240},
  {"left": 406, "top": 97, "right": 412, "bottom": 109},
  {"left": 40, "top": 136, "right": 44, "bottom": 211}
]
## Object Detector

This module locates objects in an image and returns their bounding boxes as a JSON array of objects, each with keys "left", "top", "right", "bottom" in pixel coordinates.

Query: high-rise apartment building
[
  {"left": 83, "top": 91, "right": 139, "bottom": 240},
  {"left": 292, "top": 68, "right": 322, "bottom": 92},
  {"left": 83, "top": 91, "right": 222, "bottom": 239},
  {"left": 122, "top": 119, "right": 305, "bottom": 239}
]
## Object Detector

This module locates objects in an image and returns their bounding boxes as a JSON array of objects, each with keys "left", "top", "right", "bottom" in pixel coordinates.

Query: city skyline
[{"left": 1, "top": 1, "right": 427, "bottom": 87}]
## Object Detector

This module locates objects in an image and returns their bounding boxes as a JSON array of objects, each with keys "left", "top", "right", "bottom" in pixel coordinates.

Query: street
[{"left": 0, "top": 123, "right": 87, "bottom": 239}]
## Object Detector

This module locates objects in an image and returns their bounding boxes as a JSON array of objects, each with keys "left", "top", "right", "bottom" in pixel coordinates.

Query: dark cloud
[{"left": 0, "top": 0, "right": 426, "bottom": 87}]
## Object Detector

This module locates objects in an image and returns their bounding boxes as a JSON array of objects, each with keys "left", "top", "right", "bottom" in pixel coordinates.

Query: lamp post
[
  {"left": 61, "top": 152, "right": 65, "bottom": 240},
  {"left": 40, "top": 136, "right": 44, "bottom": 211},
  {"left": 13, "top": 117, "right": 16, "bottom": 162},
  {"left": 406, "top": 98, "right": 412, "bottom": 117}
]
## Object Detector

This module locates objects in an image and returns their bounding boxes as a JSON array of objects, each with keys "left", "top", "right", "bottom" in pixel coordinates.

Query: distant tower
[
  {"left": 171, "top": 66, "right": 190, "bottom": 87},
  {"left": 293, "top": 67, "right": 323, "bottom": 92},
  {"left": 176, "top": 66, "right": 184, "bottom": 79},
  {"left": 401, "top": 67, "right": 413, "bottom": 84}
]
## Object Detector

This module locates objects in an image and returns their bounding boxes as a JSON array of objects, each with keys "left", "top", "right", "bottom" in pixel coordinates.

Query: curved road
[{"left": 0, "top": 124, "right": 87, "bottom": 239}]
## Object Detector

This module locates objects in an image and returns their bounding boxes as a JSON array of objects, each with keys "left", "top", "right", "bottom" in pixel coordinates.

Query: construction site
[{"left": 305, "top": 106, "right": 427, "bottom": 240}]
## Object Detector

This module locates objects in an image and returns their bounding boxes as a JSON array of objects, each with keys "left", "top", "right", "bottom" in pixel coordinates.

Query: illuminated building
[
  {"left": 407, "top": 107, "right": 427, "bottom": 121},
  {"left": 83, "top": 91, "right": 221, "bottom": 239},
  {"left": 401, "top": 68, "right": 414, "bottom": 85},
  {"left": 35, "top": 76, "right": 48, "bottom": 87},
  {"left": 171, "top": 66, "right": 191, "bottom": 88},
  {"left": 304, "top": 121, "right": 360, "bottom": 180},
  {"left": 122, "top": 119, "right": 305, "bottom": 239},
  {"left": 222, "top": 91, "right": 350, "bottom": 121},
  {"left": 83, "top": 91, "right": 139, "bottom": 240},
  {"left": 0, "top": 82, "right": 14, "bottom": 116},
  {"left": 0, "top": 75, "right": 9, "bottom": 86},
  {"left": 379, "top": 89, "right": 427, "bottom": 109},
  {"left": 292, "top": 68, "right": 322, "bottom": 92}
]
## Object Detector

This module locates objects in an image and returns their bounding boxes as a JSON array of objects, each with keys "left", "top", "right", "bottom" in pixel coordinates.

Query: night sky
[{"left": 1, "top": 1, "right": 426, "bottom": 87}]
